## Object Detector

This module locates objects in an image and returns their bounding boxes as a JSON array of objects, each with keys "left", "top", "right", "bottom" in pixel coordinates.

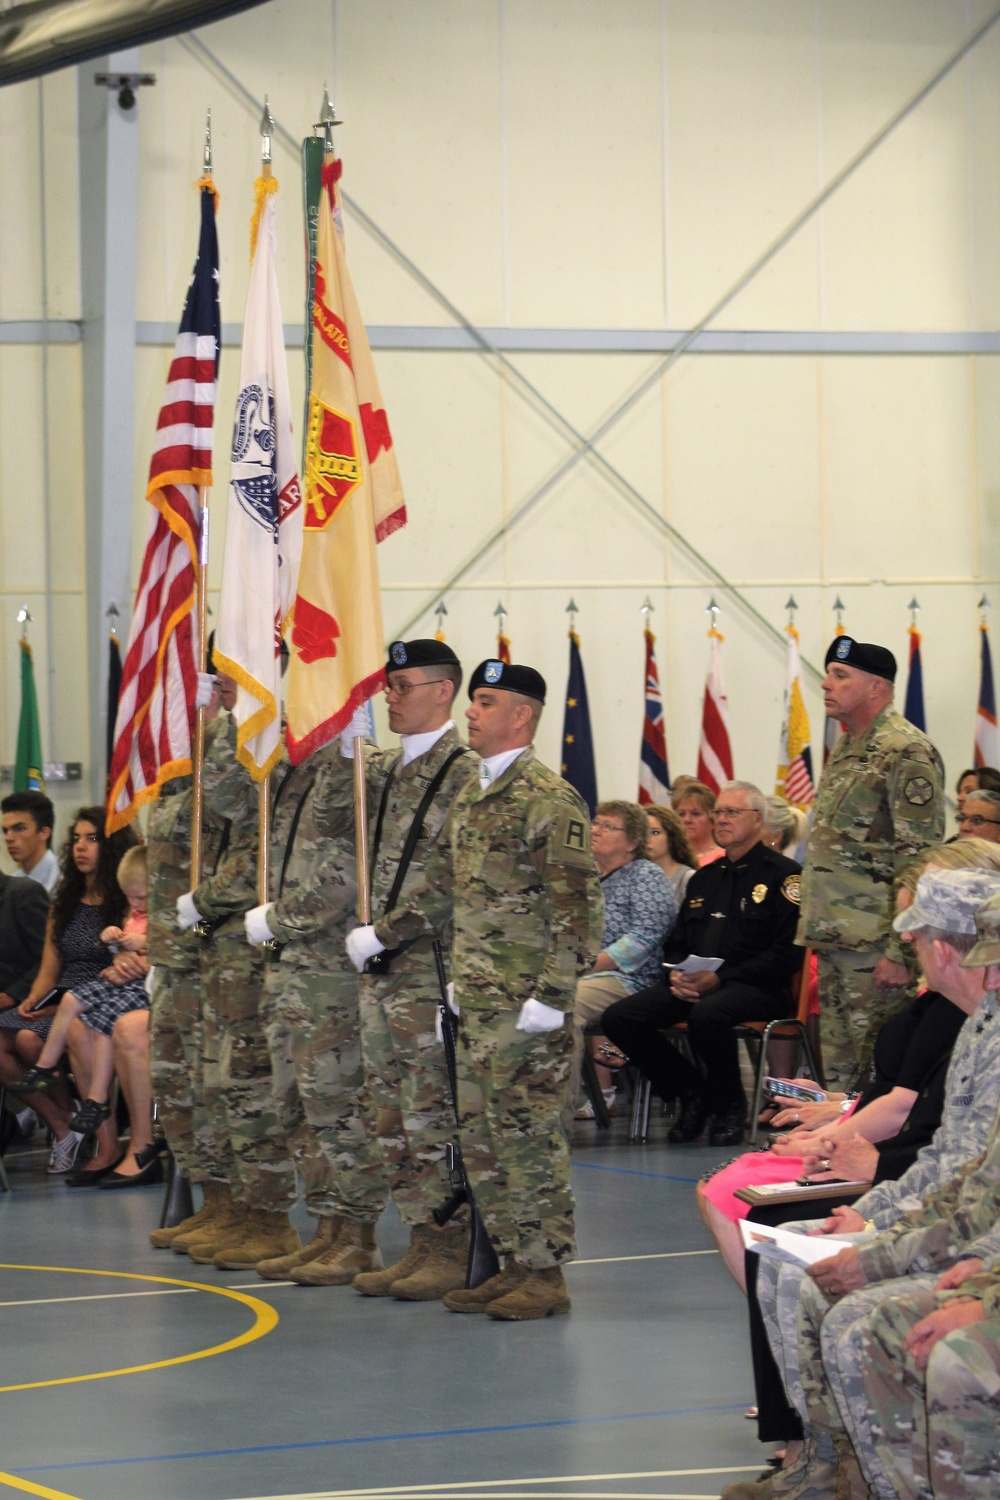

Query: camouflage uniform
[
  {"left": 757, "top": 992, "right": 1000, "bottom": 1491},
  {"left": 449, "top": 748, "right": 603, "bottom": 1268},
  {"left": 799, "top": 707, "right": 944, "bottom": 1087},
  {"left": 194, "top": 716, "right": 295, "bottom": 1210},
  {"left": 862, "top": 1273, "right": 1000, "bottom": 1500},
  {"left": 358, "top": 728, "right": 479, "bottom": 1228},
  {"left": 146, "top": 775, "right": 232, "bottom": 1185},
  {"left": 256, "top": 744, "right": 388, "bottom": 1223}
]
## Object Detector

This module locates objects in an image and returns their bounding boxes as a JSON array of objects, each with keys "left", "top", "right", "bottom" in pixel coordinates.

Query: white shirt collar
[
  {"left": 479, "top": 745, "right": 529, "bottom": 789},
  {"left": 16, "top": 848, "right": 59, "bottom": 896},
  {"left": 400, "top": 719, "right": 455, "bottom": 766}
]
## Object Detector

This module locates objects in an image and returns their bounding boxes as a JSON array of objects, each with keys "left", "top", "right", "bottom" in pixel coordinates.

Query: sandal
[
  {"left": 69, "top": 1098, "right": 112, "bottom": 1137},
  {"left": 18, "top": 1064, "right": 62, "bottom": 1095},
  {"left": 596, "top": 1042, "right": 628, "bottom": 1069}
]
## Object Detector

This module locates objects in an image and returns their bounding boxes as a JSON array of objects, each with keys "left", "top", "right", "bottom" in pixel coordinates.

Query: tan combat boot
[
  {"left": 150, "top": 1180, "right": 229, "bottom": 1249},
  {"left": 391, "top": 1223, "right": 468, "bottom": 1301},
  {"left": 212, "top": 1210, "right": 301, "bottom": 1271},
  {"left": 353, "top": 1223, "right": 437, "bottom": 1297},
  {"left": 832, "top": 1433, "right": 871, "bottom": 1500},
  {"left": 257, "top": 1216, "right": 340, "bottom": 1280},
  {"left": 171, "top": 1190, "right": 242, "bottom": 1254},
  {"left": 486, "top": 1264, "right": 571, "bottom": 1320},
  {"left": 291, "top": 1220, "right": 383, "bottom": 1285},
  {"left": 443, "top": 1257, "right": 526, "bottom": 1314},
  {"left": 720, "top": 1440, "right": 835, "bottom": 1500},
  {"left": 185, "top": 1203, "right": 252, "bottom": 1264}
]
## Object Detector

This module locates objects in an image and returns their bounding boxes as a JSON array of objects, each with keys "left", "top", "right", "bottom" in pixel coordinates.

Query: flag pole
[
  {"left": 313, "top": 89, "right": 369, "bottom": 918},
  {"left": 190, "top": 109, "right": 214, "bottom": 890},
  {"left": 256, "top": 97, "right": 277, "bottom": 906}
]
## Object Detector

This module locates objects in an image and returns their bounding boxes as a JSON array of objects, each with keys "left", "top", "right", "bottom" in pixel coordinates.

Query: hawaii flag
[
  {"left": 774, "top": 624, "right": 815, "bottom": 810},
  {"left": 285, "top": 153, "right": 406, "bottom": 762},
  {"left": 697, "top": 627, "right": 734, "bottom": 794},
  {"left": 215, "top": 176, "right": 302, "bottom": 778},
  {"left": 638, "top": 626, "right": 670, "bottom": 805},
  {"left": 976, "top": 620, "right": 999, "bottom": 769}
]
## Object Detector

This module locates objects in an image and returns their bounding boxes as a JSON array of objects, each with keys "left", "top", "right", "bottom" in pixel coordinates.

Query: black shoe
[
  {"left": 667, "top": 1089, "right": 708, "bottom": 1143},
  {"left": 709, "top": 1101, "right": 746, "bottom": 1147},
  {"left": 65, "top": 1153, "right": 125, "bottom": 1188},
  {"left": 69, "top": 1098, "right": 111, "bottom": 1138},
  {"left": 98, "top": 1153, "right": 166, "bottom": 1189}
]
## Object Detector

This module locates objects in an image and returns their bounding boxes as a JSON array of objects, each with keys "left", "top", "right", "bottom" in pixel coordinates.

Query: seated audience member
[
  {"left": 762, "top": 797, "right": 807, "bottom": 856},
  {"left": 11, "top": 808, "right": 143, "bottom": 1182},
  {"left": 2, "top": 791, "right": 58, "bottom": 895},
  {"left": 729, "top": 868, "right": 1000, "bottom": 1500},
  {"left": 697, "top": 839, "right": 1000, "bottom": 1293},
  {"left": 644, "top": 804, "right": 697, "bottom": 905},
  {"left": 603, "top": 781, "right": 802, "bottom": 1147},
  {"left": 0, "top": 863, "right": 50, "bottom": 1142},
  {"left": 671, "top": 780, "right": 724, "bottom": 866},
  {"left": 958, "top": 788, "right": 1000, "bottom": 844},
  {"left": 571, "top": 801, "right": 676, "bottom": 1119},
  {"left": 22, "top": 845, "right": 149, "bottom": 1139}
]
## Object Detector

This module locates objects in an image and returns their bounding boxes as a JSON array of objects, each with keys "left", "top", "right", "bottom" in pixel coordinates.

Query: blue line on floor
[
  {"left": 22, "top": 1402, "right": 747, "bottom": 1473},
  {"left": 573, "top": 1161, "right": 700, "bottom": 1184}
]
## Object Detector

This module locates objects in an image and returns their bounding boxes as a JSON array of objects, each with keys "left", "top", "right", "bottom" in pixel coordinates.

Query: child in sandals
[{"left": 21, "top": 847, "right": 148, "bottom": 1134}]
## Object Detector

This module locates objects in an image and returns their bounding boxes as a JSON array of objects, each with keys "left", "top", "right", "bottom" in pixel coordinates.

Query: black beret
[
  {"left": 468, "top": 659, "right": 546, "bottom": 705},
  {"left": 824, "top": 636, "right": 897, "bottom": 682},
  {"left": 386, "top": 638, "right": 460, "bottom": 673}
]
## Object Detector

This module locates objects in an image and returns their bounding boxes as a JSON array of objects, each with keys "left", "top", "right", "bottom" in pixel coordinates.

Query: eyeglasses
[
  {"left": 592, "top": 819, "right": 625, "bottom": 833},
  {"left": 961, "top": 815, "right": 1000, "bottom": 829},
  {"left": 384, "top": 677, "right": 446, "bottom": 699}
]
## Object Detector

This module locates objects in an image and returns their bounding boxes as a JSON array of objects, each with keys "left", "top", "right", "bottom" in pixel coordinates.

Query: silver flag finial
[
  {"left": 260, "top": 96, "right": 275, "bottom": 164},
  {"left": 203, "top": 107, "right": 212, "bottom": 173}
]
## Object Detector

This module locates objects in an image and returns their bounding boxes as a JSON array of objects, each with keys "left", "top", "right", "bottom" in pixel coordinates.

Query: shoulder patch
[
  {"left": 781, "top": 874, "right": 801, "bottom": 905},
  {"left": 904, "top": 775, "right": 933, "bottom": 807},
  {"left": 548, "top": 806, "right": 594, "bottom": 869}
]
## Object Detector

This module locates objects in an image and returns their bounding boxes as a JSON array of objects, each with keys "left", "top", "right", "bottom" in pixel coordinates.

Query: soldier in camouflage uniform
[
  {"left": 861, "top": 1266, "right": 1000, "bottom": 1500},
  {"left": 146, "top": 735, "right": 239, "bottom": 1251},
  {"left": 799, "top": 637, "right": 944, "bottom": 1089},
  {"left": 343, "top": 639, "right": 480, "bottom": 1302},
  {"left": 441, "top": 659, "right": 603, "bottom": 1321},
  {"left": 174, "top": 698, "right": 299, "bottom": 1270},
  {"left": 723, "top": 874, "right": 1000, "bottom": 1500},
  {"left": 237, "top": 735, "right": 389, "bottom": 1285}
]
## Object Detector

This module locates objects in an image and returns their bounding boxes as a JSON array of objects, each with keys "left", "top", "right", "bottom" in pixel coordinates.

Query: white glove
[
  {"left": 176, "top": 892, "right": 202, "bottom": 931},
  {"left": 346, "top": 924, "right": 385, "bottom": 971},
  {"left": 144, "top": 966, "right": 156, "bottom": 999},
  {"left": 446, "top": 981, "right": 458, "bottom": 1016},
  {"left": 435, "top": 984, "right": 458, "bottom": 1043},
  {"left": 245, "top": 904, "right": 275, "bottom": 947},
  {"left": 515, "top": 997, "right": 566, "bottom": 1034},
  {"left": 195, "top": 672, "right": 217, "bottom": 709},
  {"left": 340, "top": 706, "right": 371, "bottom": 759}
]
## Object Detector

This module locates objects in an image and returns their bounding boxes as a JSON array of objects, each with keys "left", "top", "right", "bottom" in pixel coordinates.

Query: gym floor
[{"left": 0, "top": 1113, "right": 766, "bottom": 1500}]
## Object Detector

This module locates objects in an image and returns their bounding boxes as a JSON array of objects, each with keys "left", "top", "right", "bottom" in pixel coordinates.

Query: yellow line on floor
[
  {"left": 0, "top": 1470, "right": 83, "bottom": 1500},
  {"left": 0, "top": 1264, "right": 277, "bottom": 1393}
]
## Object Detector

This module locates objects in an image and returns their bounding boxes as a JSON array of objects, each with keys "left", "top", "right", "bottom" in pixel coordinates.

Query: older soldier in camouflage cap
[
  {"left": 441, "top": 659, "right": 604, "bottom": 1321},
  {"left": 723, "top": 871, "right": 1000, "bottom": 1500},
  {"left": 798, "top": 636, "right": 944, "bottom": 1089},
  {"left": 854, "top": 891, "right": 1000, "bottom": 1500},
  {"left": 342, "top": 639, "right": 480, "bottom": 1301}
]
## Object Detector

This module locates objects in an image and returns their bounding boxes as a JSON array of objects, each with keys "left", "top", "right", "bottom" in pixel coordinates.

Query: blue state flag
[
  {"left": 903, "top": 626, "right": 926, "bottom": 732},
  {"left": 561, "top": 629, "right": 597, "bottom": 816}
]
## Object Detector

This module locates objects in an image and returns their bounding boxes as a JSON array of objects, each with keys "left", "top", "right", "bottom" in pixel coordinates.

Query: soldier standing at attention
[
  {"left": 801, "top": 637, "right": 944, "bottom": 1088},
  {"left": 442, "top": 659, "right": 603, "bottom": 1321},
  {"left": 343, "top": 640, "right": 480, "bottom": 1301}
]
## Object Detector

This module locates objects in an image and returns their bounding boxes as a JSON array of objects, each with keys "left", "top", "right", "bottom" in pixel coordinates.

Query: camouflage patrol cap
[
  {"left": 893, "top": 869, "right": 1000, "bottom": 941},
  {"left": 468, "top": 659, "right": 546, "bottom": 704},
  {"left": 386, "top": 638, "right": 460, "bottom": 673},
  {"left": 824, "top": 637, "right": 897, "bottom": 682},
  {"left": 961, "top": 890, "right": 1000, "bottom": 967}
]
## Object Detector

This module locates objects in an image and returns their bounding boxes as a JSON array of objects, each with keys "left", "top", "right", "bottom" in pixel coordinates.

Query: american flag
[
  {"left": 975, "top": 621, "right": 999, "bottom": 770},
  {"left": 638, "top": 626, "right": 670, "bottom": 805},
  {"left": 697, "top": 627, "right": 734, "bottom": 794},
  {"left": 774, "top": 624, "right": 815, "bottom": 810},
  {"left": 107, "top": 184, "right": 220, "bottom": 831}
]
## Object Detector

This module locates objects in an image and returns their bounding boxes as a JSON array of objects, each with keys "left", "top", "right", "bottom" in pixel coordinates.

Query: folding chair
[{"left": 733, "top": 948, "right": 820, "bottom": 1143}]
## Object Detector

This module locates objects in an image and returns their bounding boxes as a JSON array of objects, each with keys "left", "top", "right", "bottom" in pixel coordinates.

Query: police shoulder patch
[
  {"left": 781, "top": 874, "right": 801, "bottom": 905},
  {"left": 904, "top": 776, "right": 933, "bottom": 807}
]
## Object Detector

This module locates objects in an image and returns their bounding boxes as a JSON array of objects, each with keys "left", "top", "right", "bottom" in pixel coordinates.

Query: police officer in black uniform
[{"left": 601, "top": 780, "right": 802, "bottom": 1145}]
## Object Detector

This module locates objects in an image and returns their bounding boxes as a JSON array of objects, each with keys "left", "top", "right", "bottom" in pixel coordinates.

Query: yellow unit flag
[{"left": 286, "top": 155, "right": 406, "bottom": 764}]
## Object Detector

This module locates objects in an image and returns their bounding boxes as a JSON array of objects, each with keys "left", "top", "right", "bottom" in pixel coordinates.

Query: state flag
[
  {"left": 562, "top": 629, "right": 597, "bottom": 816},
  {"left": 697, "top": 627, "right": 733, "bottom": 794},
  {"left": 975, "top": 622, "right": 999, "bottom": 769},
  {"left": 638, "top": 626, "right": 670, "bottom": 805},
  {"left": 774, "top": 624, "right": 815, "bottom": 810}
]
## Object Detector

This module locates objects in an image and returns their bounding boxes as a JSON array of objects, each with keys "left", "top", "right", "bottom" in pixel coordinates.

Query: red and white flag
[
  {"left": 696, "top": 627, "right": 734, "bottom": 794},
  {"left": 215, "top": 176, "right": 302, "bottom": 779},
  {"left": 107, "top": 183, "right": 220, "bottom": 831}
]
